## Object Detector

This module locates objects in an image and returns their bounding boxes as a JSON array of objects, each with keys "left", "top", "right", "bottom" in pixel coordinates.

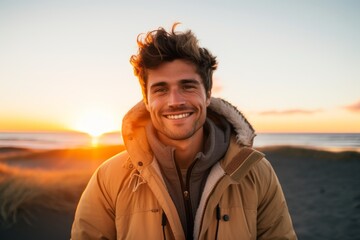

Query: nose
[{"left": 168, "top": 90, "right": 185, "bottom": 108}]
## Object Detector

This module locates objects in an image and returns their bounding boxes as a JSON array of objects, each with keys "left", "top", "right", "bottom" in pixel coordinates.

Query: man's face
[{"left": 145, "top": 59, "right": 211, "bottom": 143}]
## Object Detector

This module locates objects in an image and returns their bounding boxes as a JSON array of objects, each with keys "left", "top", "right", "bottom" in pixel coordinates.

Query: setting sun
[{"left": 71, "top": 110, "right": 120, "bottom": 138}]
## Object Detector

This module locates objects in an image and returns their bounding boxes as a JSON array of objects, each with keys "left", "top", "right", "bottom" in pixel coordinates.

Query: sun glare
[{"left": 71, "top": 110, "right": 119, "bottom": 145}]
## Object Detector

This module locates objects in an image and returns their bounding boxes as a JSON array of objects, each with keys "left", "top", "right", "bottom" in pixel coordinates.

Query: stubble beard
[{"left": 158, "top": 118, "right": 204, "bottom": 141}]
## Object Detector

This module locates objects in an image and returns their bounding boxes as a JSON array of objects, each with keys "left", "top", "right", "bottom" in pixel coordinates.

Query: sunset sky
[{"left": 1, "top": 0, "right": 359, "bottom": 134}]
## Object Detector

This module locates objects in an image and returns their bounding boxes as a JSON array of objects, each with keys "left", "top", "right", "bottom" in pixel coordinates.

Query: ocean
[
  {"left": 0, "top": 132, "right": 122, "bottom": 150},
  {"left": 255, "top": 133, "right": 360, "bottom": 152},
  {"left": 0, "top": 132, "right": 359, "bottom": 152}
]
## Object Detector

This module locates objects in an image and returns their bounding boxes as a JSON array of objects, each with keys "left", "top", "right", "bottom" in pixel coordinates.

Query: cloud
[
  {"left": 343, "top": 100, "right": 360, "bottom": 112},
  {"left": 259, "top": 109, "right": 321, "bottom": 116}
]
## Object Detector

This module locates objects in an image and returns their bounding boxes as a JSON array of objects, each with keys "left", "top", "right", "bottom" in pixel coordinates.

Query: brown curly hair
[{"left": 130, "top": 23, "right": 218, "bottom": 103}]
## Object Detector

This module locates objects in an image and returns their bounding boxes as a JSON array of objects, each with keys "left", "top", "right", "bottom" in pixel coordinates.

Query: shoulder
[
  {"left": 245, "top": 155, "right": 284, "bottom": 203},
  {"left": 223, "top": 143, "right": 278, "bottom": 191},
  {"left": 250, "top": 156, "right": 274, "bottom": 178},
  {"left": 98, "top": 150, "right": 131, "bottom": 173},
  {"left": 91, "top": 150, "right": 134, "bottom": 195},
  {"left": 246, "top": 157, "right": 277, "bottom": 191},
  {"left": 222, "top": 143, "right": 266, "bottom": 182}
]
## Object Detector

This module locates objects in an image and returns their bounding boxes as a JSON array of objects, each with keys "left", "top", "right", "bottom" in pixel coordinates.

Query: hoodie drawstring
[
  {"left": 128, "top": 172, "right": 146, "bottom": 192},
  {"left": 162, "top": 212, "right": 167, "bottom": 240},
  {"left": 215, "top": 204, "right": 221, "bottom": 240}
]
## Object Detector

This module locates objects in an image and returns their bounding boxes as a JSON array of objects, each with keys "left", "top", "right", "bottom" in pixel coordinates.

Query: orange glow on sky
[
  {"left": 250, "top": 110, "right": 360, "bottom": 133},
  {"left": 0, "top": 116, "right": 69, "bottom": 132},
  {"left": 1, "top": 1, "right": 359, "bottom": 134},
  {"left": 1, "top": 108, "right": 359, "bottom": 134}
]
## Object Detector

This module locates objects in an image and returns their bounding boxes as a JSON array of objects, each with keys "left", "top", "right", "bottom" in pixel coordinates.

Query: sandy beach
[
  {"left": 259, "top": 146, "right": 360, "bottom": 240},
  {"left": 0, "top": 145, "right": 359, "bottom": 240}
]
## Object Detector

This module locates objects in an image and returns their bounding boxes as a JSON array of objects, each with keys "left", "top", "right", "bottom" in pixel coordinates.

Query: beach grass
[
  {"left": 0, "top": 145, "right": 124, "bottom": 227},
  {"left": 0, "top": 163, "right": 91, "bottom": 226}
]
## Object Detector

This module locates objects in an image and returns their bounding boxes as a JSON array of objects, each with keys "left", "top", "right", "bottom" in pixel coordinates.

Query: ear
[
  {"left": 206, "top": 91, "right": 211, "bottom": 106},
  {"left": 144, "top": 99, "right": 150, "bottom": 112}
]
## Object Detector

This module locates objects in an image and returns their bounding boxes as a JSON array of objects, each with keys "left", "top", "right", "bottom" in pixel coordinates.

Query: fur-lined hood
[{"left": 122, "top": 97, "right": 256, "bottom": 147}]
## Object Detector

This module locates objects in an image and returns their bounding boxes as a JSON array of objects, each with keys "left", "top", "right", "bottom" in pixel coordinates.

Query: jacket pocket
[
  {"left": 115, "top": 208, "right": 164, "bottom": 239},
  {"left": 215, "top": 207, "right": 255, "bottom": 240}
]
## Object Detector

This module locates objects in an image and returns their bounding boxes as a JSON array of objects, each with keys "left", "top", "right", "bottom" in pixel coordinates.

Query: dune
[
  {"left": 0, "top": 163, "right": 90, "bottom": 222},
  {"left": 0, "top": 145, "right": 125, "bottom": 170},
  {"left": 0, "top": 145, "right": 359, "bottom": 240},
  {"left": 0, "top": 145, "right": 124, "bottom": 240},
  {"left": 0, "top": 163, "right": 92, "bottom": 239},
  {"left": 0, "top": 147, "right": 34, "bottom": 161}
]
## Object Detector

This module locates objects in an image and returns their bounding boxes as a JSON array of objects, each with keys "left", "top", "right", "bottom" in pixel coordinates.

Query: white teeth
[{"left": 167, "top": 113, "right": 190, "bottom": 119}]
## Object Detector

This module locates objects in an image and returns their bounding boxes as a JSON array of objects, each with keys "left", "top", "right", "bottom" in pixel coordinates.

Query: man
[{"left": 71, "top": 24, "right": 297, "bottom": 239}]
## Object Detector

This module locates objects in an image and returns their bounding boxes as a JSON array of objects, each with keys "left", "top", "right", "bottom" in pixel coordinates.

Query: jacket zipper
[
  {"left": 176, "top": 162, "right": 195, "bottom": 240},
  {"left": 162, "top": 212, "right": 167, "bottom": 240},
  {"left": 196, "top": 174, "right": 226, "bottom": 239},
  {"left": 215, "top": 204, "right": 221, "bottom": 240},
  {"left": 184, "top": 163, "right": 195, "bottom": 240}
]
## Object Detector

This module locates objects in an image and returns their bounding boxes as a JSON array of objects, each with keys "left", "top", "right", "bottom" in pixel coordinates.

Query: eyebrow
[
  {"left": 179, "top": 79, "right": 201, "bottom": 85},
  {"left": 149, "top": 81, "right": 167, "bottom": 89},
  {"left": 149, "top": 79, "right": 201, "bottom": 89}
]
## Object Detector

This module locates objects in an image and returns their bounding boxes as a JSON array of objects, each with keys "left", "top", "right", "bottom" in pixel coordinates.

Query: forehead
[{"left": 147, "top": 59, "right": 201, "bottom": 85}]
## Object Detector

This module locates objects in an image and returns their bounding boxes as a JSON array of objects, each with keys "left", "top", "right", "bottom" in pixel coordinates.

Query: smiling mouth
[{"left": 166, "top": 113, "right": 191, "bottom": 120}]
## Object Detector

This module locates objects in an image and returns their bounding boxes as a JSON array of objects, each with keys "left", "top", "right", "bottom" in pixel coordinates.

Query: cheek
[{"left": 146, "top": 99, "right": 161, "bottom": 114}]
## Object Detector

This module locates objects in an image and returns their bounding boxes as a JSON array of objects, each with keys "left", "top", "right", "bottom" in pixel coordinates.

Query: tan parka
[{"left": 71, "top": 98, "right": 297, "bottom": 240}]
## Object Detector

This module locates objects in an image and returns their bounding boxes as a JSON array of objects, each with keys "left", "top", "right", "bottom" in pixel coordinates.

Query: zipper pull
[{"left": 183, "top": 190, "right": 190, "bottom": 200}]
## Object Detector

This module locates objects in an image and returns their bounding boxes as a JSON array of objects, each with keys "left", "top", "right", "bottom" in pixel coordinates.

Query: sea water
[
  {"left": 0, "top": 132, "right": 359, "bottom": 152},
  {"left": 0, "top": 131, "right": 122, "bottom": 150},
  {"left": 254, "top": 133, "right": 360, "bottom": 152}
]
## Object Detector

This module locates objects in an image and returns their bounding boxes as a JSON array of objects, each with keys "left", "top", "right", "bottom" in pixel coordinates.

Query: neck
[{"left": 160, "top": 128, "right": 204, "bottom": 169}]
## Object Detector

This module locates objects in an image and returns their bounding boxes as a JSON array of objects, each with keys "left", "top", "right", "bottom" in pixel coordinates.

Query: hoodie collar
[
  {"left": 121, "top": 97, "right": 256, "bottom": 167},
  {"left": 145, "top": 117, "right": 231, "bottom": 173}
]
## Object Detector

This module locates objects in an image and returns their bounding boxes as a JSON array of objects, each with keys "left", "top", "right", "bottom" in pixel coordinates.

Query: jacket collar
[
  {"left": 207, "top": 97, "right": 255, "bottom": 147},
  {"left": 121, "top": 97, "right": 256, "bottom": 167}
]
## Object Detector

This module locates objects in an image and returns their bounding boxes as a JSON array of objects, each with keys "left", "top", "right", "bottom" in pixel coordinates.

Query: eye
[
  {"left": 183, "top": 84, "right": 197, "bottom": 91},
  {"left": 153, "top": 87, "right": 167, "bottom": 94}
]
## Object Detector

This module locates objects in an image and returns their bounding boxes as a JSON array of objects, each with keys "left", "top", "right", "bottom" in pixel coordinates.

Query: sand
[
  {"left": 260, "top": 146, "right": 360, "bottom": 240},
  {"left": 1, "top": 145, "right": 359, "bottom": 240}
]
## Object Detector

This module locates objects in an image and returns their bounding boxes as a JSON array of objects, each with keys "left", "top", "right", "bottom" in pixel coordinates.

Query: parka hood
[
  {"left": 121, "top": 97, "right": 256, "bottom": 148},
  {"left": 207, "top": 98, "right": 255, "bottom": 146}
]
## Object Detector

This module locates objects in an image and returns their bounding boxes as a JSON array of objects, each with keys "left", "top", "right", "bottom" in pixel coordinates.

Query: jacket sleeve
[
  {"left": 256, "top": 159, "right": 297, "bottom": 240},
  {"left": 71, "top": 162, "right": 117, "bottom": 240}
]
